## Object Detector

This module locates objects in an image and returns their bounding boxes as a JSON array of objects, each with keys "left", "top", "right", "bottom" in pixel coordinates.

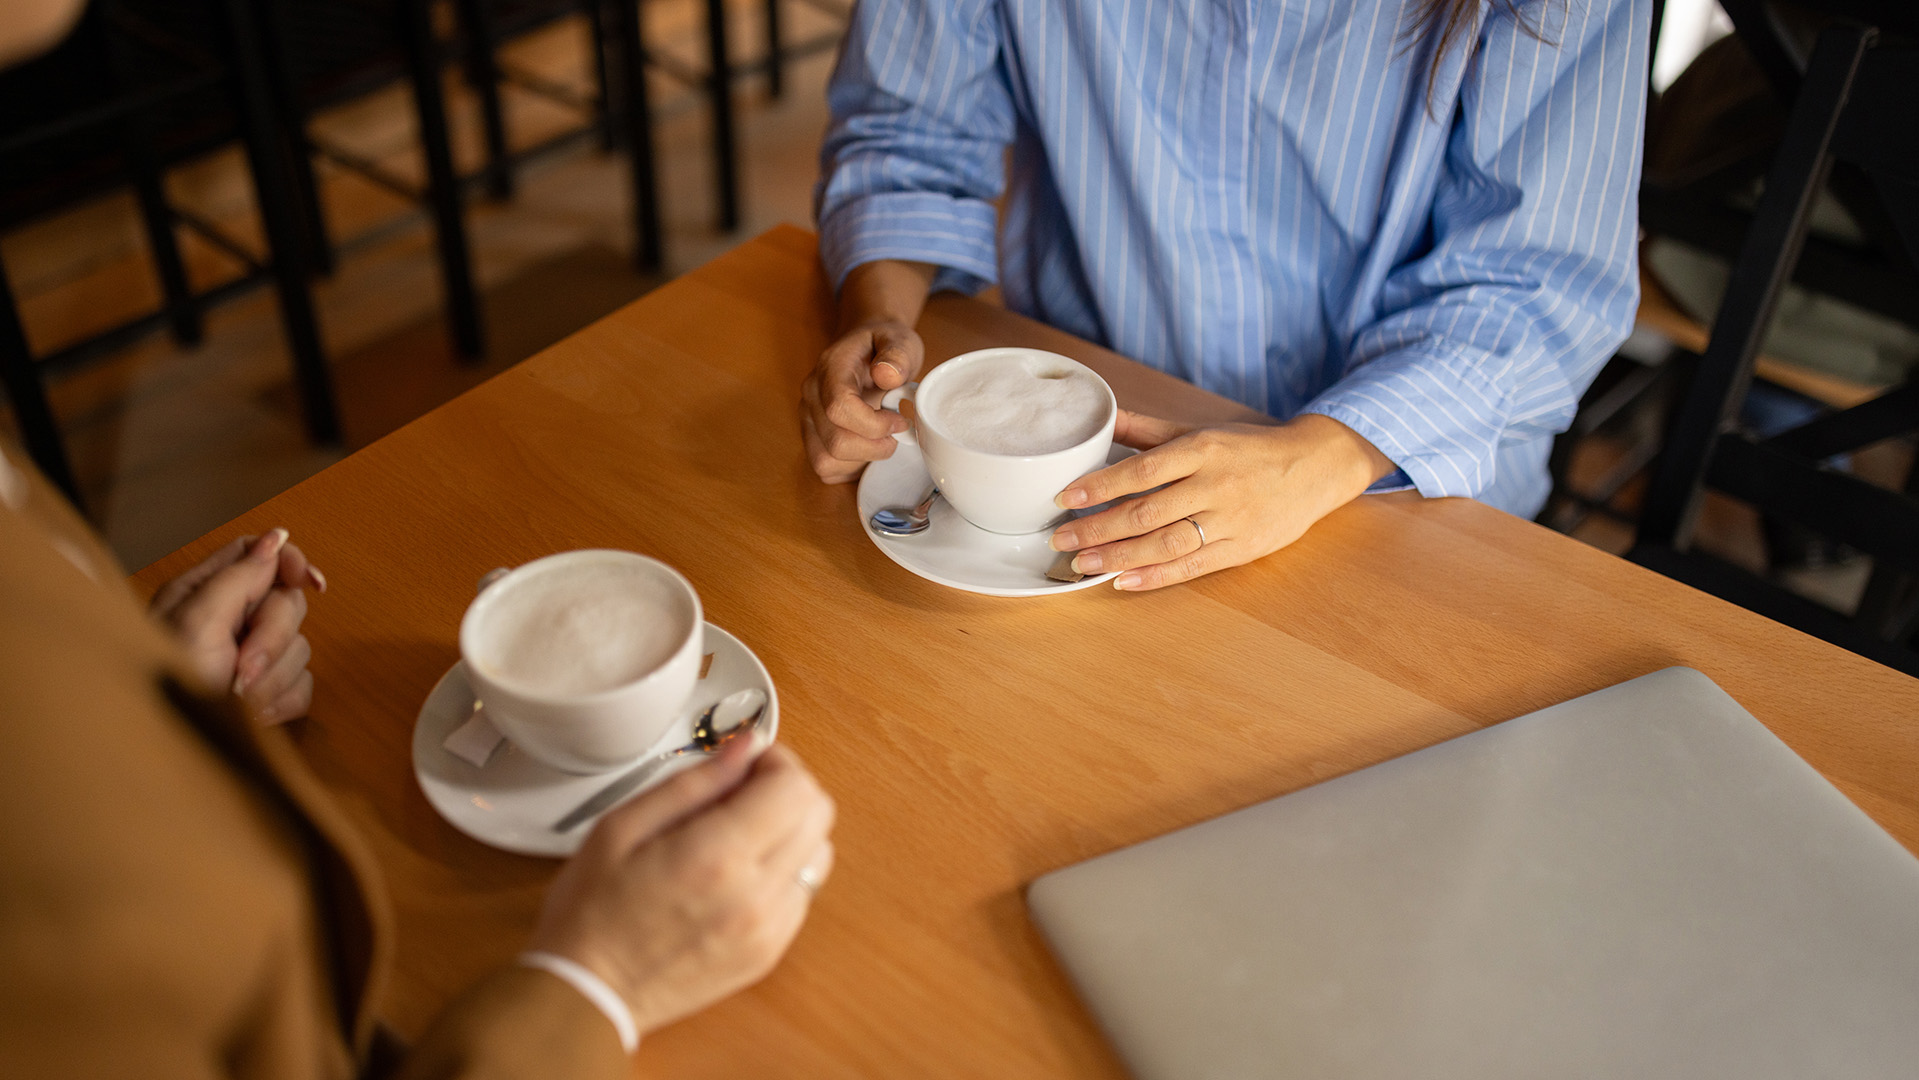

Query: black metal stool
[
  {"left": 0, "top": 0, "right": 341, "bottom": 506},
  {"left": 260, "top": 0, "right": 487, "bottom": 360},
  {"left": 1631, "top": 22, "right": 1919, "bottom": 675}
]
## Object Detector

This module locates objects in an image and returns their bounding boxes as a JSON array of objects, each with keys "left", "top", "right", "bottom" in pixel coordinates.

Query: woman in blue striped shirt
[{"left": 802, "top": 0, "right": 1647, "bottom": 590}]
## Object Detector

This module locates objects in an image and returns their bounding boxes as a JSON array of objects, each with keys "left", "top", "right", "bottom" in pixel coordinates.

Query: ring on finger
[
  {"left": 1082, "top": 515, "right": 1208, "bottom": 575},
  {"left": 1186, "top": 516, "right": 1208, "bottom": 547},
  {"left": 797, "top": 863, "right": 825, "bottom": 896}
]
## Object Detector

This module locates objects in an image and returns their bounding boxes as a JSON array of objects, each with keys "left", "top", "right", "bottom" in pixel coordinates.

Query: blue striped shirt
[{"left": 816, "top": 0, "right": 1647, "bottom": 516}]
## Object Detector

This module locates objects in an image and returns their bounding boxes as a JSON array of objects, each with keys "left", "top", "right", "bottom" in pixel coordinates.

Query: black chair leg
[
  {"left": 218, "top": 0, "right": 341, "bottom": 446},
  {"left": 1858, "top": 563, "right": 1919, "bottom": 640},
  {"left": 1635, "top": 27, "right": 1875, "bottom": 552},
  {"left": 128, "top": 139, "right": 203, "bottom": 348},
  {"left": 455, "top": 0, "right": 516, "bottom": 200},
  {"left": 256, "top": 0, "right": 336, "bottom": 277},
  {"left": 284, "top": 122, "right": 335, "bottom": 278},
  {"left": 586, "top": 0, "right": 619, "bottom": 152},
  {"left": 0, "top": 259, "right": 82, "bottom": 507},
  {"left": 398, "top": 0, "right": 486, "bottom": 362},
  {"left": 764, "top": 0, "right": 783, "bottom": 98},
  {"left": 99, "top": 17, "right": 204, "bottom": 348},
  {"left": 704, "top": 0, "right": 741, "bottom": 231},
  {"left": 1857, "top": 455, "right": 1919, "bottom": 640},
  {"left": 610, "top": 0, "right": 663, "bottom": 272}
]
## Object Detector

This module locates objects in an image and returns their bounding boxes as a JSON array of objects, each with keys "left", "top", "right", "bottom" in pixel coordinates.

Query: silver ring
[
  {"left": 1186, "top": 516, "right": 1207, "bottom": 547},
  {"left": 797, "top": 864, "right": 824, "bottom": 896}
]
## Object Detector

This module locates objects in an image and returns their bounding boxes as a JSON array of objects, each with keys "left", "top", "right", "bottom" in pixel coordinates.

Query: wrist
[
  {"left": 837, "top": 259, "right": 935, "bottom": 336},
  {"left": 843, "top": 314, "right": 914, "bottom": 338},
  {"left": 1284, "top": 413, "right": 1398, "bottom": 497},
  {"left": 517, "top": 950, "right": 641, "bottom": 1054}
]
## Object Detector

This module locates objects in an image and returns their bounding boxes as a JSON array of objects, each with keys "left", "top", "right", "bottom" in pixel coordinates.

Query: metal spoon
[
  {"left": 552, "top": 688, "right": 769, "bottom": 832},
  {"left": 870, "top": 483, "right": 940, "bottom": 537}
]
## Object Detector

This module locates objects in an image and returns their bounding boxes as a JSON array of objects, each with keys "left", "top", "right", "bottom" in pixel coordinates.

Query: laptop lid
[{"left": 1027, "top": 667, "right": 1919, "bottom": 1080}]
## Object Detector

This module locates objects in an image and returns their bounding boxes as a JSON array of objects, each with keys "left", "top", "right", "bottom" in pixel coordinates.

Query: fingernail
[
  {"left": 1057, "top": 488, "right": 1089, "bottom": 509},
  {"left": 874, "top": 361, "right": 901, "bottom": 381},
  {"left": 1073, "top": 551, "right": 1102, "bottom": 574},
  {"left": 1114, "top": 572, "right": 1142, "bottom": 591},
  {"left": 233, "top": 655, "right": 263, "bottom": 695},
  {"left": 256, "top": 528, "right": 289, "bottom": 560},
  {"left": 306, "top": 565, "right": 327, "bottom": 594},
  {"left": 1050, "top": 526, "right": 1079, "bottom": 551}
]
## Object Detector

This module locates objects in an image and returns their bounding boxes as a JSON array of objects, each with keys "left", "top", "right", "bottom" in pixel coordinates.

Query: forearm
[
  {"left": 815, "top": 0, "right": 1011, "bottom": 296},
  {"left": 837, "top": 260, "right": 938, "bottom": 336},
  {"left": 1316, "top": 0, "right": 1644, "bottom": 501}
]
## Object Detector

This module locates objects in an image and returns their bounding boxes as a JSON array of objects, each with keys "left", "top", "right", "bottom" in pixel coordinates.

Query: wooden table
[{"left": 138, "top": 226, "right": 1919, "bottom": 1079}]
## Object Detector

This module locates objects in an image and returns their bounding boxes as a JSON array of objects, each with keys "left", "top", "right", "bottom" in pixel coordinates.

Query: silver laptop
[{"left": 1027, "top": 667, "right": 1919, "bottom": 1079}]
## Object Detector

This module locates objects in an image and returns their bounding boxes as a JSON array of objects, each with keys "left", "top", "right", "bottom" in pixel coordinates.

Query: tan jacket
[{"left": 0, "top": 447, "right": 627, "bottom": 1080}]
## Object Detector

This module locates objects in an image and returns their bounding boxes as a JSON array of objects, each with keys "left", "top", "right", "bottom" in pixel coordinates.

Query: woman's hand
[
  {"left": 150, "top": 528, "right": 326, "bottom": 723},
  {"left": 800, "top": 258, "right": 938, "bottom": 483},
  {"left": 1049, "top": 411, "right": 1398, "bottom": 591},
  {"left": 800, "top": 318, "right": 923, "bottom": 483},
  {"left": 529, "top": 739, "right": 836, "bottom": 1037}
]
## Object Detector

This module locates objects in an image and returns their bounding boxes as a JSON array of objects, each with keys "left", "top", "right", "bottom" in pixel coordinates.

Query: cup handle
[
  {"left": 880, "top": 382, "right": 920, "bottom": 447},
  {"left": 476, "top": 567, "right": 510, "bottom": 595}
]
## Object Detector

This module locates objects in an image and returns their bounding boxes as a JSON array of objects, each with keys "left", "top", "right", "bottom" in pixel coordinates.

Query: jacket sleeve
[
  {"left": 1303, "top": 0, "right": 1648, "bottom": 502},
  {"left": 391, "top": 966, "right": 628, "bottom": 1080},
  {"left": 814, "top": 0, "right": 1014, "bottom": 296}
]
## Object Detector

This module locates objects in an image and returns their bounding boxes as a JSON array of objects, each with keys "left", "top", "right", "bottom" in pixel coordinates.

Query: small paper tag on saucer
[
  {"left": 444, "top": 705, "right": 506, "bottom": 768},
  {"left": 1045, "top": 550, "right": 1085, "bottom": 583}
]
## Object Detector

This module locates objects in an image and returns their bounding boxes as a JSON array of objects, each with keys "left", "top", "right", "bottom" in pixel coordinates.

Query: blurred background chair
[
  {"left": 2, "top": 0, "right": 649, "bottom": 509},
  {"left": 1629, "top": 20, "right": 1919, "bottom": 673},
  {"left": 1543, "top": 1, "right": 1918, "bottom": 673},
  {"left": 449, "top": 0, "right": 846, "bottom": 259},
  {"left": 444, "top": 0, "right": 664, "bottom": 269},
  {"left": 0, "top": 0, "right": 337, "bottom": 506},
  {"left": 615, "top": 0, "right": 825, "bottom": 234},
  {"left": 260, "top": 0, "right": 489, "bottom": 358},
  {"left": 1542, "top": 1, "right": 1919, "bottom": 534},
  {"left": 4, "top": 0, "right": 843, "bottom": 565}
]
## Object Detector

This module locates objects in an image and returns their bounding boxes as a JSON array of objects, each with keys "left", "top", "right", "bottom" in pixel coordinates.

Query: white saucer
[
  {"left": 857, "top": 442, "right": 1137, "bottom": 597},
  {"left": 412, "top": 622, "right": 779, "bottom": 858}
]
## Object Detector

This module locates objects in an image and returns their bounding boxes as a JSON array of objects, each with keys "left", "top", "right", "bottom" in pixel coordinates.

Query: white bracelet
[{"left": 517, "top": 950, "right": 640, "bottom": 1054}]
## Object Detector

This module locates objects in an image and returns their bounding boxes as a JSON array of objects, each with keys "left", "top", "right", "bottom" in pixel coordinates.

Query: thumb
[
  {"left": 1114, "top": 410, "right": 1193, "bottom": 450},
  {"left": 173, "top": 528, "right": 290, "bottom": 646},
  {"left": 868, "top": 326, "right": 923, "bottom": 390},
  {"left": 585, "top": 736, "right": 761, "bottom": 857}
]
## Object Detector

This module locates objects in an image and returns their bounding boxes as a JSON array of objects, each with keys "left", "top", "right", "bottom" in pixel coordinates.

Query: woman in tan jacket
[{"left": 0, "top": 15, "right": 834, "bottom": 1072}]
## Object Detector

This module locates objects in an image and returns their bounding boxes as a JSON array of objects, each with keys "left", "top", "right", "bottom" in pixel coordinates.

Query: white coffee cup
[
  {"left": 881, "top": 348, "right": 1117, "bottom": 535},
  {"left": 459, "top": 550, "right": 703, "bottom": 774}
]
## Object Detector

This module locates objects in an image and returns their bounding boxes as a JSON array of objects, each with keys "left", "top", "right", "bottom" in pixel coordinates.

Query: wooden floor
[{"left": 4, "top": 0, "right": 843, "bottom": 570}]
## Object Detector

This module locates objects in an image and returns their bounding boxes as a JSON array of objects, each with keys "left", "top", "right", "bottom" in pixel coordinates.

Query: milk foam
[
  {"left": 473, "top": 560, "right": 690, "bottom": 697},
  {"left": 923, "top": 355, "right": 1108, "bottom": 455}
]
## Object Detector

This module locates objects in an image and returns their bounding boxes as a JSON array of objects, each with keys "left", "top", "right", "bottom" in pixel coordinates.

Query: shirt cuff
[
  {"left": 1366, "top": 468, "right": 1416, "bottom": 494},
  {"left": 818, "top": 192, "right": 998, "bottom": 296},
  {"left": 517, "top": 951, "right": 639, "bottom": 1054},
  {"left": 1301, "top": 343, "right": 1509, "bottom": 502}
]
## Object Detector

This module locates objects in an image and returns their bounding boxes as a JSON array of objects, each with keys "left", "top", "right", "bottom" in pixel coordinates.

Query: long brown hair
[{"left": 1408, "top": 0, "right": 1551, "bottom": 106}]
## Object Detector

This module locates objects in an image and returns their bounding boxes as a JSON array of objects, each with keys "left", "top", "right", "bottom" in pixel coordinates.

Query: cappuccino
[
  {"left": 921, "top": 353, "right": 1109, "bottom": 456},
  {"left": 470, "top": 558, "right": 694, "bottom": 698}
]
